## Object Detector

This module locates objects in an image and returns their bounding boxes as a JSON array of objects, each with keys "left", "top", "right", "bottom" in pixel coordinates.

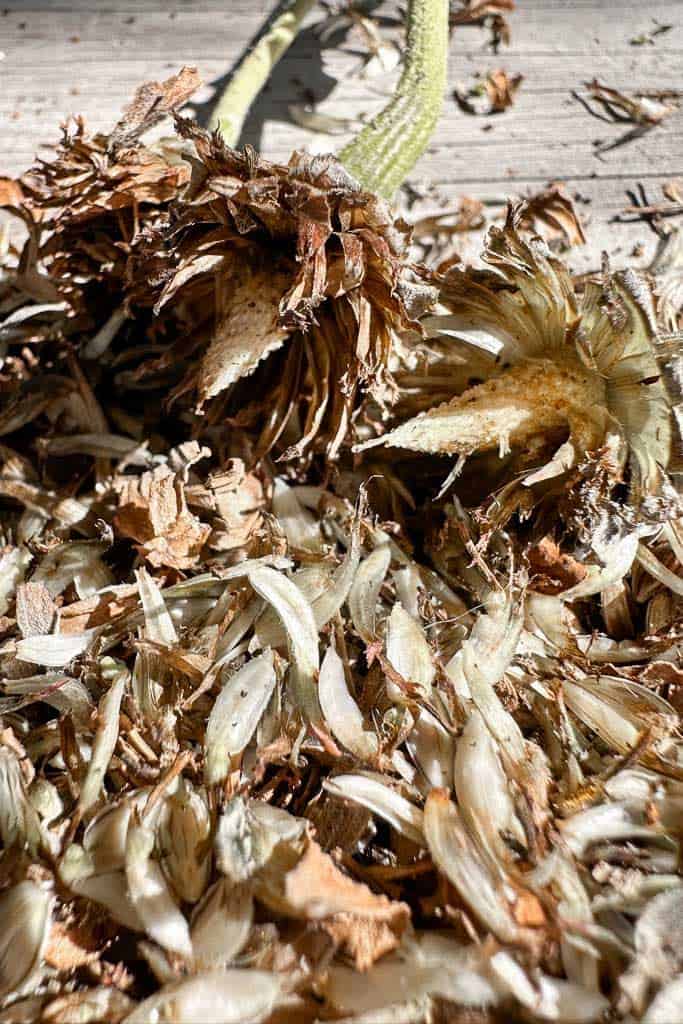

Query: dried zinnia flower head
[
  {"left": 127, "top": 118, "right": 436, "bottom": 460},
  {"left": 0, "top": 70, "right": 201, "bottom": 489},
  {"left": 360, "top": 203, "right": 683, "bottom": 531},
  {"left": 0, "top": 68, "right": 199, "bottom": 329}
]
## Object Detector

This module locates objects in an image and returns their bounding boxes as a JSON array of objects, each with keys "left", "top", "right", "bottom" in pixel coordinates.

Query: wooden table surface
[{"left": 1, "top": 0, "right": 682, "bottom": 270}]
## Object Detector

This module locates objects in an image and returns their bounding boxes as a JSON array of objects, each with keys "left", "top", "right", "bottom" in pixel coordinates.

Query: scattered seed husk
[{"left": 0, "top": 47, "right": 682, "bottom": 1024}]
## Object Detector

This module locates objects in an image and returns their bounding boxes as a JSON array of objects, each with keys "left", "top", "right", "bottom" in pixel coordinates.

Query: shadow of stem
[{"left": 184, "top": 3, "right": 384, "bottom": 153}]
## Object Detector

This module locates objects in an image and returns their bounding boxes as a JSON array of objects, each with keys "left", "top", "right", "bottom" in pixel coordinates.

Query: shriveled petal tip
[
  {"left": 108, "top": 66, "right": 202, "bottom": 154},
  {"left": 197, "top": 264, "right": 291, "bottom": 404}
]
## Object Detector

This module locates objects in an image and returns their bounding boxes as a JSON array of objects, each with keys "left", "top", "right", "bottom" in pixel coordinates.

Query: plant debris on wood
[
  {"left": 617, "top": 180, "right": 683, "bottom": 237},
  {"left": 629, "top": 20, "right": 674, "bottom": 46},
  {"left": 454, "top": 68, "right": 523, "bottom": 115},
  {"left": 576, "top": 79, "right": 682, "bottom": 154},
  {"left": 1, "top": 40, "right": 683, "bottom": 1024},
  {"left": 517, "top": 183, "right": 587, "bottom": 251},
  {"left": 585, "top": 79, "right": 680, "bottom": 127},
  {"left": 406, "top": 193, "right": 486, "bottom": 266},
  {"left": 449, "top": 0, "right": 515, "bottom": 49}
]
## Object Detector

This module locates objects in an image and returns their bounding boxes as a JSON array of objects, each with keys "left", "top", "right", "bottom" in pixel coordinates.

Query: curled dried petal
[{"left": 319, "top": 645, "right": 379, "bottom": 761}]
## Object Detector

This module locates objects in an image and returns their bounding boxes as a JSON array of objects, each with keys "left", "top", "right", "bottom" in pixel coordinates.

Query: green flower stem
[
  {"left": 339, "top": 0, "right": 449, "bottom": 199},
  {"left": 210, "top": 0, "right": 316, "bottom": 146}
]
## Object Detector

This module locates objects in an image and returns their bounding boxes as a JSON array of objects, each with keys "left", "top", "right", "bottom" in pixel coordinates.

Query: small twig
[{"left": 618, "top": 202, "right": 683, "bottom": 219}]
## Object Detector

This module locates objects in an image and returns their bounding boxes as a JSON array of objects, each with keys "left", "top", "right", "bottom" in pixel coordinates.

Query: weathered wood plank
[
  {"left": 3, "top": 0, "right": 681, "bottom": 54},
  {"left": 2, "top": 38, "right": 681, "bottom": 178},
  {"left": 1, "top": 0, "right": 681, "bottom": 272}
]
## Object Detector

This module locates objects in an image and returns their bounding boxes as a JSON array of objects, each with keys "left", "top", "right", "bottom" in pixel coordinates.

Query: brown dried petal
[
  {"left": 528, "top": 537, "right": 588, "bottom": 595},
  {"left": 518, "top": 183, "right": 587, "bottom": 248},
  {"left": 485, "top": 69, "right": 523, "bottom": 112},
  {"left": 0, "top": 177, "right": 25, "bottom": 207},
  {"left": 114, "top": 464, "right": 211, "bottom": 570},
  {"left": 108, "top": 66, "right": 201, "bottom": 154}
]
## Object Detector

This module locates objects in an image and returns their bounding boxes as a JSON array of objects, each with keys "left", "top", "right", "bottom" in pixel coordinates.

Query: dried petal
[
  {"left": 15, "top": 631, "right": 96, "bottom": 668},
  {"left": 125, "top": 817, "right": 193, "bottom": 959},
  {"left": 385, "top": 603, "right": 435, "bottom": 697},
  {"left": 424, "top": 789, "right": 529, "bottom": 945},
  {"left": 78, "top": 668, "right": 126, "bottom": 814},
  {"left": 324, "top": 774, "right": 425, "bottom": 845},
  {"left": 123, "top": 969, "right": 282, "bottom": 1024},
  {"left": 0, "top": 881, "right": 52, "bottom": 997},
  {"left": 191, "top": 880, "right": 253, "bottom": 968},
  {"left": 319, "top": 645, "right": 379, "bottom": 761},
  {"left": 349, "top": 544, "right": 391, "bottom": 642},
  {"left": 205, "top": 650, "right": 277, "bottom": 785},
  {"left": 247, "top": 566, "right": 324, "bottom": 739}
]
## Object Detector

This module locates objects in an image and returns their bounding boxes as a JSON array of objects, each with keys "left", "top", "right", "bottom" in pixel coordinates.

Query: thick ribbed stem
[
  {"left": 338, "top": 0, "right": 448, "bottom": 199},
  {"left": 209, "top": 0, "right": 316, "bottom": 146}
]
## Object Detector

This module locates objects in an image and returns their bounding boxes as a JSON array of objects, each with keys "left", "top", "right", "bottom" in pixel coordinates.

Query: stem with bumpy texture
[
  {"left": 209, "top": 0, "right": 316, "bottom": 146},
  {"left": 338, "top": 0, "right": 449, "bottom": 199}
]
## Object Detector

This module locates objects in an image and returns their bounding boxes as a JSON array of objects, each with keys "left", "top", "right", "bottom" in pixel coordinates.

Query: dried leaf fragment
[
  {"left": 15, "top": 582, "right": 56, "bottom": 638},
  {"left": 258, "top": 836, "right": 409, "bottom": 968},
  {"left": 108, "top": 66, "right": 201, "bottom": 154},
  {"left": 585, "top": 79, "right": 679, "bottom": 125},
  {"left": 486, "top": 69, "right": 523, "bottom": 112},
  {"left": 114, "top": 461, "right": 211, "bottom": 570},
  {"left": 44, "top": 918, "right": 102, "bottom": 972},
  {"left": 196, "top": 263, "right": 291, "bottom": 406},
  {"left": 450, "top": 0, "right": 515, "bottom": 23},
  {"left": 528, "top": 537, "right": 588, "bottom": 595}
]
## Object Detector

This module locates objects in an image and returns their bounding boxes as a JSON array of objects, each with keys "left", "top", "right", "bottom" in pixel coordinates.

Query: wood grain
[{"left": 1, "top": 0, "right": 682, "bottom": 271}]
